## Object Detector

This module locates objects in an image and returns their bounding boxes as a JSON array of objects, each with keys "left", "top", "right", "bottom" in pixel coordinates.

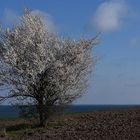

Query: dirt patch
[{"left": 1, "top": 108, "right": 140, "bottom": 140}]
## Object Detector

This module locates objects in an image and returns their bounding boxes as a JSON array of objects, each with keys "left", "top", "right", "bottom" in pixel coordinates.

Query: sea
[{"left": 0, "top": 105, "right": 140, "bottom": 119}]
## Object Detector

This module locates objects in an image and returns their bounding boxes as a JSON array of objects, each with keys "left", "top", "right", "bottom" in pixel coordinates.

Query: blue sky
[{"left": 0, "top": 0, "right": 140, "bottom": 104}]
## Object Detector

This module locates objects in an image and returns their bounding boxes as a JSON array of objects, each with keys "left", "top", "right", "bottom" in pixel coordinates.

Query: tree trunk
[
  {"left": 37, "top": 96, "right": 45, "bottom": 127},
  {"left": 39, "top": 109, "right": 44, "bottom": 126}
]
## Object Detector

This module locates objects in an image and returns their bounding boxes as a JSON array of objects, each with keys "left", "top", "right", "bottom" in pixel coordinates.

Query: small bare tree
[{"left": 0, "top": 9, "right": 98, "bottom": 126}]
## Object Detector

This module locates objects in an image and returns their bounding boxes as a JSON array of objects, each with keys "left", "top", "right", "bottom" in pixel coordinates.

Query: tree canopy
[{"left": 0, "top": 9, "right": 98, "bottom": 126}]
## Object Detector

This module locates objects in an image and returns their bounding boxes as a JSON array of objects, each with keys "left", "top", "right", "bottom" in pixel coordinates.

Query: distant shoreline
[{"left": 0, "top": 104, "right": 140, "bottom": 119}]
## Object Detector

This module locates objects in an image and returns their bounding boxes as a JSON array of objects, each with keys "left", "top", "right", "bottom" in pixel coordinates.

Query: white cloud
[
  {"left": 31, "top": 10, "right": 56, "bottom": 33},
  {"left": 91, "top": 0, "right": 128, "bottom": 32}
]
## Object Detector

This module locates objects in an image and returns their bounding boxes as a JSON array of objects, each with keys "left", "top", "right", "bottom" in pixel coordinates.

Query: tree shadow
[{"left": 5, "top": 121, "right": 40, "bottom": 132}]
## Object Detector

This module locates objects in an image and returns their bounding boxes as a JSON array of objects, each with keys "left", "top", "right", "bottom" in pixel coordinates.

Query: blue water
[
  {"left": 0, "top": 105, "right": 19, "bottom": 118},
  {"left": 0, "top": 105, "right": 139, "bottom": 119},
  {"left": 68, "top": 105, "right": 140, "bottom": 112}
]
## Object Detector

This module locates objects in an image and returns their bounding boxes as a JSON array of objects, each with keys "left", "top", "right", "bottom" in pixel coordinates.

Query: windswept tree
[{"left": 0, "top": 9, "right": 98, "bottom": 126}]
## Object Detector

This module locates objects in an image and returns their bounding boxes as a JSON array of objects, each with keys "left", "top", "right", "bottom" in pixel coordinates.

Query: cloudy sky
[{"left": 0, "top": 0, "right": 140, "bottom": 104}]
